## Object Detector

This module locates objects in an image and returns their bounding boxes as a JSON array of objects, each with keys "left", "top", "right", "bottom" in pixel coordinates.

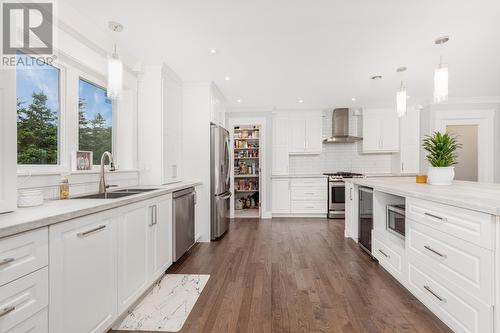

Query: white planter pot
[{"left": 427, "top": 166, "right": 455, "bottom": 185}]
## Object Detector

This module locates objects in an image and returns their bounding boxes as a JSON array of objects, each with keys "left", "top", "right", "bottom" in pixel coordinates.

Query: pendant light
[
  {"left": 107, "top": 21, "right": 123, "bottom": 99},
  {"left": 434, "top": 36, "right": 449, "bottom": 103},
  {"left": 396, "top": 66, "right": 407, "bottom": 117}
]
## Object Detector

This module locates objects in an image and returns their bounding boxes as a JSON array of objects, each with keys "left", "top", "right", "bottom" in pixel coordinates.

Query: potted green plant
[{"left": 422, "top": 131, "right": 462, "bottom": 185}]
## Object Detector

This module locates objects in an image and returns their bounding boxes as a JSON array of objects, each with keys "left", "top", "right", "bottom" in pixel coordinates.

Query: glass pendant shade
[
  {"left": 107, "top": 52, "right": 122, "bottom": 99},
  {"left": 434, "top": 62, "right": 448, "bottom": 103},
  {"left": 396, "top": 84, "right": 407, "bottom": 117}
]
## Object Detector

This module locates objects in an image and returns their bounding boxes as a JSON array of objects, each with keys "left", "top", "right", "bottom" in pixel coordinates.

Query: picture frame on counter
[{"left": 72, "top": 150, "right": 93, "bottom": 171}]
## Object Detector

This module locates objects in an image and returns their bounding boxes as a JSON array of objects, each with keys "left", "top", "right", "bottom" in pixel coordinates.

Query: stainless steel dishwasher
[{"left": 172, "top": 187, "right": 195, "bottom": 261}]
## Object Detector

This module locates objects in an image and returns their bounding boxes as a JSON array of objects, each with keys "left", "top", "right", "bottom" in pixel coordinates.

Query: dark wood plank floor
[{"left": 111, "top": 218, "right": 451, "bottom": 333}]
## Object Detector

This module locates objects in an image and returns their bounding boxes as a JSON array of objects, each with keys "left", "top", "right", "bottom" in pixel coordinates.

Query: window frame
[
  {"left": 16, "top": 58, "right": 67, "bottom": 174},
  {"left": 77, "top": 75, "right": 116, "bottom": 171}
]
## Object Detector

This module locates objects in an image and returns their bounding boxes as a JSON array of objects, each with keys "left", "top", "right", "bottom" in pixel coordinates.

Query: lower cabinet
[
  {"left": 272, "top": 178, "right": 291, "bottom": 214},
  {"left": 49, "top": 213, "right": 117, "bottom": 333},
  {"left": 117, "top": 205, "right": 150, "bottom": 313},
  {"left": 148, "top": 195, "right": 173, "bottom": 280},
  {"left": 49, "top": 193, "right": 174, "bottom": 333}
]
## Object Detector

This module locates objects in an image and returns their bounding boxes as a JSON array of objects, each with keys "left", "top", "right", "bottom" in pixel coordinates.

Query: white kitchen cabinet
[
  {"left": 392, "top": 107, "right": 420, "bottom": 174},
  {"left": 49, "top": 212, "right": 117, "bottom": 333},
  {"left": 138, "top": 64, "right": 183, "bottom": 185},
  {"left": 272, "top": 113, "right": 290, "bottom": 175},
  {"left": 117, "top": 205, "right": 150, "bottom": 313},
  {"left": 362, "top": 109, "right": 399, "bottom": 153},
  {"left": 0, "top": 69, "right": 16, "bottom": 213},
  {"left": 272, "top": 178, "right": 291, "bottom": 214},
  {"left": 290, "top": 178, "right": 326, "bottom": 214},
  {"left": 288, "top": 112, "right": 323, "bottom": 155},
  {"left": 344, "top": 182, "right": 354, "bottom": 238},
  {"left": 210, "top": 88, "right": 226, "bottom": 128},
  {"left": 148, "top": 195, "right": 173, "bottom": 280}
]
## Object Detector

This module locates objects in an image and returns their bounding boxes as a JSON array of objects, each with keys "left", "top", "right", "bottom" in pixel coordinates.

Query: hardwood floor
[{"left": 110, "top": 218, "right": 452, "bottom": 333}]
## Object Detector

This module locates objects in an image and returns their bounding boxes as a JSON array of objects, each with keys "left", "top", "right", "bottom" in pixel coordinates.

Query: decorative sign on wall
[{"left": 72, "top": 151, "right": 93, "bottom": 171}]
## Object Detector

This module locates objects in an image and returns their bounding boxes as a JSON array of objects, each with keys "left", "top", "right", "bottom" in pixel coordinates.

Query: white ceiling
[{"left": 65, "top": 0, "right": 500, "bottom": 110}]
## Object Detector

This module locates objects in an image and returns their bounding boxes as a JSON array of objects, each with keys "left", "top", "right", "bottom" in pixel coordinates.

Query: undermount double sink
[{"left": 73, "top": 188, "right": 159, "bottom": 199}]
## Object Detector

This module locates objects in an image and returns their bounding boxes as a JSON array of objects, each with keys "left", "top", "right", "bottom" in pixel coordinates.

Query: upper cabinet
[
  {"left": 392, "top": 107, "right": 420, "bottom": 174},
  {"left": 288, "top": 111, "right": 323, "bottom": 155},
  {"left": 362, "top": 108, "right": 399, "bottom": 153},
  {"left": 272, "top": 113, "right": 290, "bottom": 175},
  {"left": 210, "top": 87, "right": 226, "bottom": 128},
  {"left": 138, "top": 65, "right": 183, "bottom": 185},
  {"left": 0, "top": 70, "right": 16, "bottom": 213}
]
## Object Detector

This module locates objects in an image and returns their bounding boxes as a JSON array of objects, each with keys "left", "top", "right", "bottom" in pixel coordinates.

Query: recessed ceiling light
[
  {"left": 225, "top": 76, "right": 231, "bottom": 81},
  {"left": 370, "top": 75, "right": 383, "bottom": 80},
  {"left": 351, "top": 97, "right": 356, "bottom": 101},
  {"left": 298, "top": 99, "right": 304, "bottom": 103},
  {"left": 236, "top": 99, "right": 242, "bottom": 103},
  {"left": 209, "top": 48, "right": 217, "bottom": 54}
]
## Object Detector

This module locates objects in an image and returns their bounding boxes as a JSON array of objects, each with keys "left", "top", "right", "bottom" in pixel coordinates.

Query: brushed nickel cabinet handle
[
  {"left": 0, "top": 258, "right": 15, "bottom": 267},
  {"left": 77, "top": 225, "right": 106, "bottom": 238},
  {"left": 424, "top": 212, "right": 447, "bottom": 222},
  {"left": 424, "top": 285, "right": 446, "bottom": 303},
  {"left": 424, "top": 245, "right": 447, "bottom": 258},
  {"left": 0, "top": 306, "right": 15, "bottom": 318},
  {"left": 378, "top": 249, "right": 390, "bottom": 258}
]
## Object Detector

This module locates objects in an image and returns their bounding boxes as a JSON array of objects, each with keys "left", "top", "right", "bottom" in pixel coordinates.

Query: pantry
[{"left": 232, "top": 125, "right": 261, "bottom": 218}]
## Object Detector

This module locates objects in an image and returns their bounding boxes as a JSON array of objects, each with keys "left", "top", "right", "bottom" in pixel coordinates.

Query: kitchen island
[{"left": 344, "top": 177, "right": 500, "bottom": 333}]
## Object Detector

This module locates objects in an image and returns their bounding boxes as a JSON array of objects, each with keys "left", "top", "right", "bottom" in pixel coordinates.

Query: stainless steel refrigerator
[{"left": 210, "top": 124, "right": 231, "bottom": 240}]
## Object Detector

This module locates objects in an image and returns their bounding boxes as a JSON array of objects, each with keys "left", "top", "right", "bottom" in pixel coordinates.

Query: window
[
  {"left": 16, "top": 60, "right": 60, "bottom": 165},
  {"left": 78, "top": 79, "right": 113, "bottom": 166}
]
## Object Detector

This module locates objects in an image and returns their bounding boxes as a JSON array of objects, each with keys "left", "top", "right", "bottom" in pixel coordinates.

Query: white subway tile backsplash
[{"left": 289, "top": 110, "right": 393, "bottom": 174}]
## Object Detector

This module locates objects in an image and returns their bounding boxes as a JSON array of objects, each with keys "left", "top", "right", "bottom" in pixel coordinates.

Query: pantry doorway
[{"left": 228, "top": 117, "right": 267, "bottom": 219}]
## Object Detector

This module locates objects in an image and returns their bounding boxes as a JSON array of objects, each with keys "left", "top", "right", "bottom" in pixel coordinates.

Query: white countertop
[
  {"left": 0, "top": 180, "right": 202, "bottom": 239},
  {"left": 345, "top": 177, "right": 500, "bottom": 216}
]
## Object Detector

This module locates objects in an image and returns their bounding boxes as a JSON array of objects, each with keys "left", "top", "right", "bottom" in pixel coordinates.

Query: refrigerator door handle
[
  {"left": 219, "top": 192, "right": 232, "bottom": 200},
  {"left": 225, "top": 137, "right": 231, "bottom": 185}
]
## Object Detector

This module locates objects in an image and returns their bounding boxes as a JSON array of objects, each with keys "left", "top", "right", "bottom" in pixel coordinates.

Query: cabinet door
[
  {"left": 289, "top": 116, "right": 306, "bottom": 153},
  {"left": 0, "top": 69, "right": 16, "bottom": 213},
  {"left": 117, "top": 205, "right": 150, "bottom": 313},
  {"left": 400, "top": 108, "right": 420, "bottom": 174},
  {"left": 163, "top": 72, "right": 183, "bottom": 184},
  {"left": 380, "top": 111, "right": 399, "bottom": 152},
  {"left": 49, "top": 214, "right": 117, "bottom": 333},
  {"left": 362, "top": 112, "right": 381, "bottom": 152},
  {"left": 149, "top": 195, "right": 173, "bottom": 280},
  {"left": 273, "top": 114, "right": 289, "bottom": 146},
  {"left": 272, "top": 179, "right": 291, "bottom": 214},
  {"left": 305, "top": 114, "right": 323, "bottom": 153},
  {"left": 272, "top": 146, "right": 289, "bottom": 175}
]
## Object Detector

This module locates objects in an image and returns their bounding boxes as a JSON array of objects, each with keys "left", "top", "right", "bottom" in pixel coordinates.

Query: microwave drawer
[
  {"left": 408, "top": 220, "right": 493, "bottom": 305},
  {"left": 406, "top": 198, "right": 494, "bottom": 249}
]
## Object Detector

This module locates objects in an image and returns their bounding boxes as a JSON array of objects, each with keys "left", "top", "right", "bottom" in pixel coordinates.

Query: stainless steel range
[{"left": 324, "top": 172, "right": 364, "bottom": 219}]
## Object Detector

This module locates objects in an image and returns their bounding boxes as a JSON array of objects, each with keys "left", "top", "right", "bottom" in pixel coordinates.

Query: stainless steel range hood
[{"left": 323, "top": 108, "right": 362, "bottom": 143}]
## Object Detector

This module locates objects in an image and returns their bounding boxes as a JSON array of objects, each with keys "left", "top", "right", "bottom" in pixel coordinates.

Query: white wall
[
  {"left": 289, "top": 110, "right": 393, "bottom": 174},
  {"left": 419, "top": 101, "right": 500, "bottom": 183}
]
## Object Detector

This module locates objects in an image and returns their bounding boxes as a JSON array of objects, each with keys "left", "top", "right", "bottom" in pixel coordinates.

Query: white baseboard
[{"left": 261, "top": 211, "right": 272, "bottom": 219}]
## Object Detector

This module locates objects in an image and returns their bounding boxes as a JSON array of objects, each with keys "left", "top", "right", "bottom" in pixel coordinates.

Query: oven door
[{"left": 329, "top": 182, "right": 345, "bottom": 210}]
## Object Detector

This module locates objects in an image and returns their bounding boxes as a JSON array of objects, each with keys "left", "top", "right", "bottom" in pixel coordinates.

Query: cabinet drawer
[
  {"left": 407, "top": 261, "right": 493, "bottom": 333},
  {"left": 291, "top": 201, "right": 326, "bottom": 214},
  {"left": 372, "top": 232, "right": 405, "bottom": 283},
  {"left": 0, "top": 228, "right": 48, "bottom": 287},
  {"left": 291, "top": 187, "right": 326, "bottom": 200},
  {"left": 407, "top": 198, "right": 494, "bottom": 249},
  {"left": 408, "top": 221, "right": 493, "bottom": 304},
  {"left": 0, "top": 267, "right": 48, "bottom": 332},
  {"left": 290, "top": 178, "right": 326, "bottom": 188},
  {"left": 6, "top": 308, "right": 47, "bottom": 333}
]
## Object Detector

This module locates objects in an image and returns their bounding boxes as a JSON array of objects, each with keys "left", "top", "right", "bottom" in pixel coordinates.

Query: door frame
[
  {"left": 227, "top": 116, "right": 267, "bottom": 219},
  {"left": 433, "top": 109, "right": 495, "bottom": 182}
]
